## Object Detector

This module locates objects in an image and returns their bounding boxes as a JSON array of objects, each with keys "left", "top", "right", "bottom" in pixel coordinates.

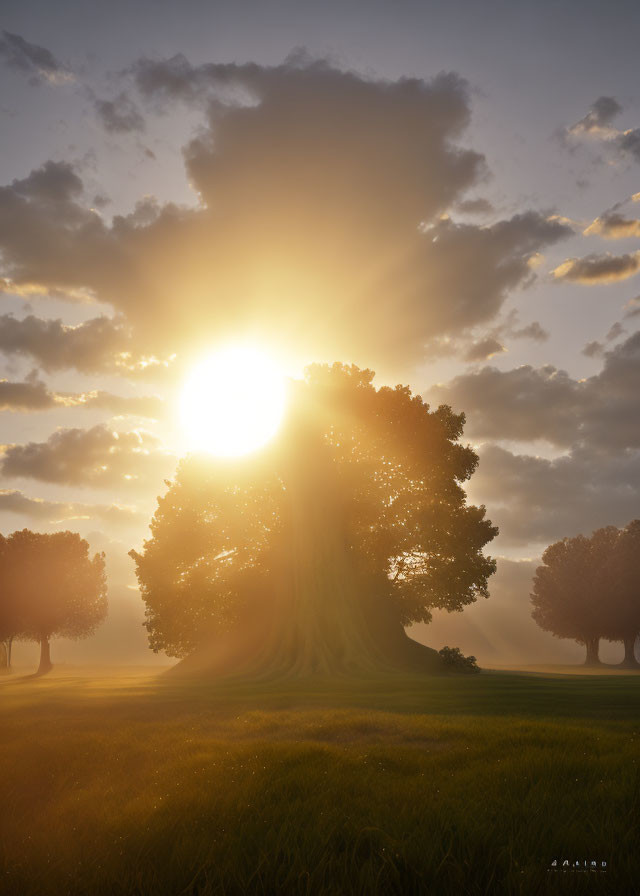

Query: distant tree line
[
  {"left": 0, "top": 530, "right": 107, "bottom": 676},
  {"left": 531, "top": 520, "right": 640, "bottom": 667}
]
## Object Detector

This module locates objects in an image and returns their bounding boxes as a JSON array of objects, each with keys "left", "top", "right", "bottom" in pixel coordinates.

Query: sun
[{"left": 179, "top": 345, "right": 288, "bottom": 457}]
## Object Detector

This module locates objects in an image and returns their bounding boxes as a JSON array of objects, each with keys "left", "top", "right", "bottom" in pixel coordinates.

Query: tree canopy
[
  {"left": 0, "top": 530, "right": 107, "bottom": 675},
  {"left": 131, "top": 363, "right": 498, "bottom": 676},
  {"left": 531, "top": 521, "right": 640, "bottom": 666}
]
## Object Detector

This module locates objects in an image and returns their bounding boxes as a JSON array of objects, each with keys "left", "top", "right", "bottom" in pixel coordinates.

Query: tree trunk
[
  {"left": 621, "top": 635, "right": 640, "bottom": 669},
  {"left": 7, "top": 636, "right": 12, "bottom": 669},
  {"left": 37, "top": 634, "right": 52, "bottom": 676},
  {"left": 0, "top": 641, "right": 7, "bottom": 672},
  {"left": 584, "top": 637, "right": 601, "bottom": 666}
]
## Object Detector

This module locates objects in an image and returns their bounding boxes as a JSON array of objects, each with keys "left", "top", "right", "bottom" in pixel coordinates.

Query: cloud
[
  {"left": 564, "top": 97, "right": 640, "bottom": 165},
  {"left": 0, "top": 313, "right": 126, "bottom": 372},
  {"left": 444, "top": 311, "right": 549, "bottom": 365},
  {"left": 0, "top": 310, "right": 174, "bottom": 379},
  {"left": 430, "top": 364, "right": 582, "bottom": 446},
  {"left": 624, "top": 296, "right": 640, "bottom": 319},
  {"left": 510, "top": 320, "right": 548, "bottom": 341},
  {"left": 582, "top": 340, "right": 603, "bottom": 358},
  {"left": 93, "top": 92, "right": 145, "bottom": 134},
  {"left": 616, "top": 128, "right": 640, "bottom": 163},
  {"left": 463, "top": 337, "right": 506, "bottom": 362},
  {"left": 13, "top": 159, "right": 83, "bottom": 202},
  {"left": 0, "top": 58, "right": 572, "bottom": 373},
  {"left": 429, "top": 330, "right": 640, "bottom": 452},
  {"left": 0, "top": 372, "right": 56, "bottom": 410},
  {"left": 581, "top": 321, "right": 625, "bottom": 357},
  {"left": 566, "top": 95, "right": 622, "bottom": 139},
  {"left": 0, "top": 489, "right": 144, "bottom": 527},
  {"left": 552, "top": 251, "right": 640, "bottom": 284},
  {"left": 0, "top": 424, "right": 175, "bottom": 489},
  {"left": 467, "top": 444, "right": 640, "bottom": 547},
  {"left": 454, "top": 197, "right": 494, "bottom": 215},
  {"left": 410, "top": 213, "right": 569, "bottom": 338},
  {"left": 72, "top": 391, "right": 165, "bottom": 419},
  {"left": 0, "top": 374, "right": 165, "bottom": 418},
  {"left": 0, "top": 30, "right": 72, "bottom": 85},
  {"left": 605, "top": 321, "right": 625, "bottom": 342},
  {"left": 584, "top": 211, "right": 640, "bottom": 239},
  {"left": 0, "top": 311, "right": 173, "bottom": 376}
]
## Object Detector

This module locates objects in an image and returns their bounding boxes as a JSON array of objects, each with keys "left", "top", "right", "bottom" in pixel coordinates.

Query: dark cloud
[
  {"left": 0, "top": 58, "right": 572, "bottom": 373},
  {"left": 410, "top": 213, "right": 569, "bottom": 338},
  {"left": 131, "top": 51, "right": 219, "bottom": 105},
  {"left": 566, "top": 95, "right": 622, "bottom": 137},
  {"left": 0, "top": 30, "right": 71, "bottom": 85},
  {"left": 12, "top": 160, "right": 83, "bottom": 203},
  {"left": 564, "top": 97, "right": 640, "bottom": 166},
  {"left": 510, "top": 320, "right": 548, "bottom": 341},
  {"left": 0, "top": 159, "right": 123, "bottom": 305},
  {"left": 581, "top": 321, "right": 625, "bottom": 357},
  {"left": 584, "top": 211, "right": 640, "bottom": 239},
  {"left": 0, "top": 489, "right": 144, "bottom": 527},
  {"left": 447, "top": 311, "right": 549, "bottom": 365},
  {"left": 606, "top": 321, "right": 625, "bottom": 342},
  {"left": 455, "top": 197, "right": 494, "bottom": 215},
  {"left": 0, "top": 372, "right": 55, "bottom": 410},
  {"left": 552, "top": 251, "right": 640, "bottom": 284},
  {"left": 93, "top": 92, "right": 145, "bottom": 134},
  {"left": 0, "top": 313, "right": 127, "bottom": 373},
  {"left": 582, "top": 340, "right": 603, "bottom": 358},
  {"left": 429, "top": 330, "right": 640, "bottom": 451},
  {"left": 430, "top": 363, "right": 581, "bottom": 446},
  {"left": 583, "top": 330, "right": 640, "bottom": 449},
  {"left": 1, "top": 424, "right": 175, "bottom": 489},
  {"left": 616, "top": 128, "right": 640, "bottom": 163},
  {"left": 468, "top": 444, "right": 640, "bottom": 547},
  {"left": 463, "top": 336, "right": 506, "bottom": 362}
]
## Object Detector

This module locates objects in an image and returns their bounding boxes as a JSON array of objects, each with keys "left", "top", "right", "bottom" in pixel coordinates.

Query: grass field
[{"left": 1, "top": 665, "right": 639, "bottom": 895}]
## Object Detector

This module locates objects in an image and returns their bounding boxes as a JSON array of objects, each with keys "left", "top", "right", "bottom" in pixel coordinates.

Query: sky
[{"left": 1, "top": 0, "right": 639, "bottom": 666}]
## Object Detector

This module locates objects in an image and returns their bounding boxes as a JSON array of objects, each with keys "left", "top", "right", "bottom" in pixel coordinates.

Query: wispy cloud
[{"left": 0, "top": 30, "right": 73, "bottom": 85}]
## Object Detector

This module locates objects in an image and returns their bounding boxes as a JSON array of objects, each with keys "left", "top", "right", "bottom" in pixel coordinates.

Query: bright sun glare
[{"left": 179, "top": 345, "right": 288, "bottom": 457}]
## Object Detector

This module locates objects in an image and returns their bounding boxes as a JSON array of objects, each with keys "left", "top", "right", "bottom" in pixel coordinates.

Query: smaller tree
[
  {"left": 5, "top": 530, "right": 107, "bottom": 675},
  {"left": 531, "top": 527, "right": 618, "bottom": 665}
]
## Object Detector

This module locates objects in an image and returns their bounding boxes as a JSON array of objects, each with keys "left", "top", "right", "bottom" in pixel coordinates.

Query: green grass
[{"left": 1, "top": 666, "right": 639, "bottom": 895}]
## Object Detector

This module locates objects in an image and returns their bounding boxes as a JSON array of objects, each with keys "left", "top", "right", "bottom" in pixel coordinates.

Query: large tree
[
  {"left": 131, "top": 363, "right": 497, "bottom": 677},
  {"left": 4, "top": 530, "right": 107, "bottom": 675}
]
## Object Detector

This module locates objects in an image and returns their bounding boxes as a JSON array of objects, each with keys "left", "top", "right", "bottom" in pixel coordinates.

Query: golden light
[{"left": 179, "top": 345, "right": 288, "bottom": 456}]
